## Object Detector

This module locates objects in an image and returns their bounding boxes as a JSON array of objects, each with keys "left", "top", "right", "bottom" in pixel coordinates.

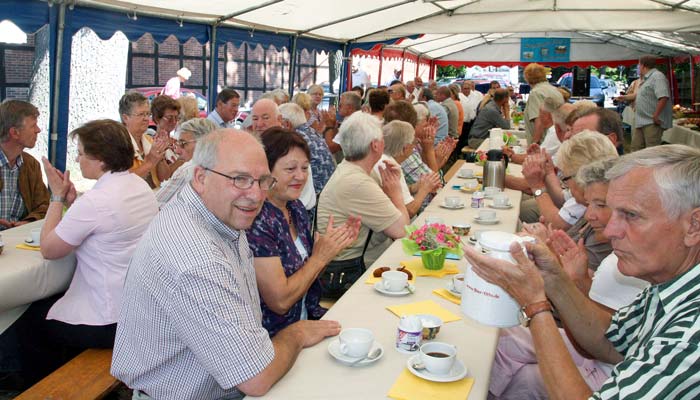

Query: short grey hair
[
  {"left": 192, "top": 129, "right": 262, "bottom": 171},
  {"left": 278, "top": 103, "right": 307, "bottom": 128},
  {"left": 382, "top": 120, "right": 415, "bottom": 157},
  {"left": 262, "top": 88, "right": 289, "bottom": 104},
  {"left": 340, "top": 91, "right": 362, "bottom": 111},
  {"left": 414, "top": 102, "right": 430, "bottom": 123},
  {"left": 575, "top": 158, "right": 618, "bottom": 188},
  {"left": 339, "top": 112, "right": 383, "bottom": 161},
  {"left": 179, "top": 118, "right": 217, "bottom": 140},
  {"left": 606, "top": 144, "right": 700, "bottom": 219},
  {"left": 556, "top": 130, "right": 619, "bottom": 176}
]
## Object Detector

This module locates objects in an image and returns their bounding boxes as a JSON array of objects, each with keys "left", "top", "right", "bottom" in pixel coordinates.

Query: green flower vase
[{"left": 421, "top": 248, "right": 447, "bottom": 270}]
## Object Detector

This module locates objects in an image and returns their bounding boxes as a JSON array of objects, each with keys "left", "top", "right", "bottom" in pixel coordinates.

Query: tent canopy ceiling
[{"left": 21, "top": 0, "right": 700, "bottom": 60}]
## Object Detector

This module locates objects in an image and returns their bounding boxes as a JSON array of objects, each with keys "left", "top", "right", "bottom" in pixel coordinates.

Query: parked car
[
  {"left": 556, "top": 73, "right": 605, "bottom": 107},
  {"left": 600, "top": 78, "right": 619, "bottom": 100},
  {"left": 129, "top": 87, "right": 209, "bottom": 127}
]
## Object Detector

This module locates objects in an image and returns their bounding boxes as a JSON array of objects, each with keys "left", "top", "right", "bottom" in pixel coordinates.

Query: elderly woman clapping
[
  {"left": 523, "top": 130, "right": 618, "bottom": 231},
  {"left": 381, "top": 120, "right": 441, "bottom": 217},
  {"left": 247, "top": 127, "right": 360, "bottom": 336},
  {"left": 12, "top": 120, "right": 159, "bottom": 384}
]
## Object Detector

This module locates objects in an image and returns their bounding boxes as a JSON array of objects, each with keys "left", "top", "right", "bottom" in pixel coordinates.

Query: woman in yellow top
[{"left": 118, "top": 92, "right": 170, "bottom": 188}]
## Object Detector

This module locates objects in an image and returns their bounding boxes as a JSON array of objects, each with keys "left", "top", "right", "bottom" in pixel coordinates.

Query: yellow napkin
[
  {"left": 399, "top": 259, "right": 460, "bottom": 278},
  {"left": 387, "top": 369, "right": 474, "bottom": 400},
  {"left": 16, "top": 243, "right": 40, "bottom": 251},
  {"left": 386, "top": 300, "right": 461, "bottom": 323},
  {"left": 432, "top": 289, "right": 461, "bottom": 305}
]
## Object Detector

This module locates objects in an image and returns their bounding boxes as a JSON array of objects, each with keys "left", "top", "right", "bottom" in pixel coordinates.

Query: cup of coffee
[
  {"left": 419, "top": 342, "right": 457, "bottom": 375},
  {"left": 31, "top": 228, "right": 41, "bottom": 245},
  {"left": 458, "top": 168, "right": 473, "bottom": 178},
  {"left": 445, "top": 196, "right": 462, "bottom": 208},
  {"left": 452, "top": 273, "right": 465, "bottom": 294},
  {"left": 417, "top": 314, "right": 443, "bottom": 340},
  {"left": 464, "top": 179, "right": 478, "bottom": 189},
  {"left": 339, "top": 328, "right": 374, "bottom": 358},
  {"left": 451, "top": 223, "right": 471, "bottom": 236},
  {"left": 478, "top": 210, "right": 497, "bottom": 221},
  {"left": 484, "top": 186, "right": 501, "bottom": 197},
  {"left": 382, "top": 270, "right": 409, "bottom": 292},
  {"left": 425, "top": 216, "right": 444, "bottom": 226},
  {"left": 492, "top": 193, "right": 510, "bottom": 207}
]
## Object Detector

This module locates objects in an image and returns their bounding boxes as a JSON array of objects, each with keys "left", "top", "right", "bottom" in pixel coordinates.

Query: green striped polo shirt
[{"left": 591, "top": 264, "right": 700, "bottom": 399}]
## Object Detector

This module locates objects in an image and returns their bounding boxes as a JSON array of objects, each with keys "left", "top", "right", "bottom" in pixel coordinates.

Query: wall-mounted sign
[{"left": 520, "top": 38, "right": 570, "bottom": 63}]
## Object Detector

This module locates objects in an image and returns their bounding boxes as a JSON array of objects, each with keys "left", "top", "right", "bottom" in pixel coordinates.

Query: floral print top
[
  {"left": 296, "top": 126, "right": 335, "bottom": 195},
  {"left": 247, "top": 199, "right": 326, "bottom": 336}
]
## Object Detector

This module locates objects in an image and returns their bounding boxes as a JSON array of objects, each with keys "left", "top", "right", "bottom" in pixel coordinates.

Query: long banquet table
[
  {"left": 256, "top": 147, "right": 523, "bottom": 400},
  {"left": 0, "top": 220, "right": 76, "bottom": 333}
]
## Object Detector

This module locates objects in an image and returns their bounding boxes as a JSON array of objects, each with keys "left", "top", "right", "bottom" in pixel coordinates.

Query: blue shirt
[{"left": 426, "top": 100, "right": 449, "bottom": 143}]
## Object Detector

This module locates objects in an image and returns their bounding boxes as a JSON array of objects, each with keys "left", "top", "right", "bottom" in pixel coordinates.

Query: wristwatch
[
  {"left": 50, "top": 194, "right": 66, "bottom": 203},
  {"left": 518, "top": 300, "right": 553, "bottom": 327},
  {"left": 533, "top": 188, "right": 547, "bottom": 198}
]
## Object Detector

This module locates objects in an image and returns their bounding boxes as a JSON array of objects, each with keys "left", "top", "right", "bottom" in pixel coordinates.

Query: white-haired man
[
  {"left": 467, "top": 144, "right": 700, "bottom": 400},
  {"left": 162, "top": 67, "right": 191, "bottom": 99},
  {"left": 112, "top": 130, "right": 340, "bottom": 400},
  {"left": 316, "top": 112, "right": 410, "bottom": 297}
]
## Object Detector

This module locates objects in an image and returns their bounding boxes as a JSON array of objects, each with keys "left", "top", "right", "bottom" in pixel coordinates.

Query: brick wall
[{"left": 1, "top": 33, "right": 36, "bottom": 101}]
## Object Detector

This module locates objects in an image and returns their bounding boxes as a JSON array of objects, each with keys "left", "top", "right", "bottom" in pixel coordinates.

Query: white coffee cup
[
  {"left": 382, "top": 270, "right": 409, "bottom": 292},
  {"left": 31, "top": 228, "right": 41, "bottom": 245},
  {"left": 425, "top": 216, "right": 444, "bottom": 225},
  {"left": 419, "top": 342, "right": 457, "bottom": 375},
  {"left": 445, "top": 196, "right": 462, "bottom": 208},
  {"left": 452, "top": 273, "right": 465, "bottom": 294},
  {"left": 484, "top": 186, "right": 501, "bottom": 197},
  {"left": 458, "top": 168, "right": 473, "bottom": 178},
  {"left": 478, "top": 210, "right": 497, "bottom": 221},
  {"left": 339, "top": 328, "right": 374, "bottom": 358},
  {"left": 493, "top": 193, "right": 510, "bottom": 207},
  {"left": 463, "top": 179, "right": 478, "bottom": 190}
]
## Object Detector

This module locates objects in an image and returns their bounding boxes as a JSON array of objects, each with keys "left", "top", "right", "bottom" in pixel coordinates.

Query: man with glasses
[
  {"left": 207, "top": 88, "right": 241, "bottom": 128},
  {"left": 113, "top": 129, "right": 341, "bottom": 399},
  {"left": 119, "top": 92, "right": 170, "bottom": 188}
]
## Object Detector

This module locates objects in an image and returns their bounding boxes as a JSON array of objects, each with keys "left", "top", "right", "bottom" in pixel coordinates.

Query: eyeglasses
[
  {"left": 175, "top": 139, "right": 197, "bottom": 147},
  {"left": 561, "top": 174, "right": 575, "bottom": 188},
  {"left": 162, "top": 115, "right": 180, "bottom": 122},
  {"left": 204, "top": 168, "right": 277, "bottom": 191},
  {"left": 131, "top": 112, "right": 152, "bottom": 119}
]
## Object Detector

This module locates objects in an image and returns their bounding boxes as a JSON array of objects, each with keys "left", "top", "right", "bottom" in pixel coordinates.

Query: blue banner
[{"left": 520, "top": 38, "right": 570, "bottom": 63}]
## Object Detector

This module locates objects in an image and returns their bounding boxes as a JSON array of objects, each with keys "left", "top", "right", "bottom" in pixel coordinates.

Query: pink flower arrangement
[
  {"left": 474, "top": 151, "right": 488, "bottom": 166},
  {"left": 402, "top": 223, "right": 463, "bottom": 256},
  {"left": 503, "top": 131, "right": 518, "bottom": 146}
]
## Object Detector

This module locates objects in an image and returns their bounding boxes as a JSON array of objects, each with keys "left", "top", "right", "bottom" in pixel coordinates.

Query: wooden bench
[{"left": 16, "top": 348, "right": 119, "bottom": 400}]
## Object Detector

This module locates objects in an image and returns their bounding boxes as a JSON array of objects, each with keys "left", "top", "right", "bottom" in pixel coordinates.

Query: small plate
[
  {"left": 24, "top": 239, "right": 40, "bottom": 248},
  {"left": 328, "top": 339, "right": 384, "bottom": 367},
  {"left": 446, "top": 281, "right": 462, "bottom": 298},
  {"left": 460, "top": 186, "right": 480, "bottom": 194},
  {"left": 473, "top": 217, "right": 500, "bottom": 225},
  {"left": 439, "top": 203, "right": 465, "bottom": 210},
  {"left": 489, "top": 203, "right": 513, "bottom": 210},
  {"left": 406, "top": 354, "right": 468, "bottom": 383},
  {"left": 456, "top": 174, "right": 475, "bottom": 179},
  {"left": 374, "top": 282, "right": 415, "bottom": 296}
]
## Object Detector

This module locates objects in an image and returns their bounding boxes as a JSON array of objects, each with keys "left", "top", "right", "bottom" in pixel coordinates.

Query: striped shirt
[
  {"left": 592, "top": 264, "right": 700, "bottom": 399},
  {"left": 0, "top": 148, "right": 26, "bottom": 226},
  {"left": 634, "top": 68, "right": 673, "bottom": 130},
  {"left": 111, "top": 184, "right": 274, "bottom": 400}
]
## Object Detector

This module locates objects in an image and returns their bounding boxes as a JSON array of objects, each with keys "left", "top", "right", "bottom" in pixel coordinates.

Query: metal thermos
[{"left": 482, "top": 149, "right": 509, "bottom": 190}]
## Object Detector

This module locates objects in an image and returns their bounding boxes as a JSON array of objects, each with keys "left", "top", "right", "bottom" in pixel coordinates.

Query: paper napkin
[
  {"left": 399, "top": 259, "right": 460, "bottom": 278},
  {"left": 387, "top": 369, "right": 474, "bottom": 400},
  {"left": 386, "top": 300, "right": 461, "bottom": 323}
]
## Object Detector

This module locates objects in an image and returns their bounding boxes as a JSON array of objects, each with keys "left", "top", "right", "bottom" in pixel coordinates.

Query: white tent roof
[{"left": 79, "top": 0, "right": 700, "bottom": 59}]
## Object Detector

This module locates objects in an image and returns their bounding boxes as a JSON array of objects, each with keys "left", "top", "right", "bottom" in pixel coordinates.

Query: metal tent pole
[{"left": 50, "top": 1, "right": 67, "bottom": 166}]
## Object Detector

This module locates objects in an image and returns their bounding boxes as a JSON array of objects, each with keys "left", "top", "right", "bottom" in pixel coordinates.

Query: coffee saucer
[
  {"left": 457, "top": 174, "right": 475, "bottom": 179},
  {"left": 406, "top": 354, "right": 468, "bottom": 382},
  {"left": 473, "top": 217, "right": 499, "bottom": 225},
  {"left": 446, "top": 281, "right": 462, "bottom": 298},
  {"left": 488, "top": 203, "right": 513, "bottom": 210},
  {"left": 439, "top": 203, "right": 465, "bottom": 210},
  {"left": 328, "top": 339, "right": 384, "bottom": 367},
  {"left": 374, "top": 282, "right": 415, "bottom": 296},
  {"left": 24, "top": 239, "right": 40, "bottom": 248}
]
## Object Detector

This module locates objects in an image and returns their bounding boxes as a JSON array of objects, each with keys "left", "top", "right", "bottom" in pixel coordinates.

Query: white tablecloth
[
  {"left": 257, "top": 145, "right": 523, "bottom": 400},
  {"left": 663, "top": 125, "right": 700, "bottom": 148},
  {"left": 0, "top": 220, "right": 76, "bottom": 333}
]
